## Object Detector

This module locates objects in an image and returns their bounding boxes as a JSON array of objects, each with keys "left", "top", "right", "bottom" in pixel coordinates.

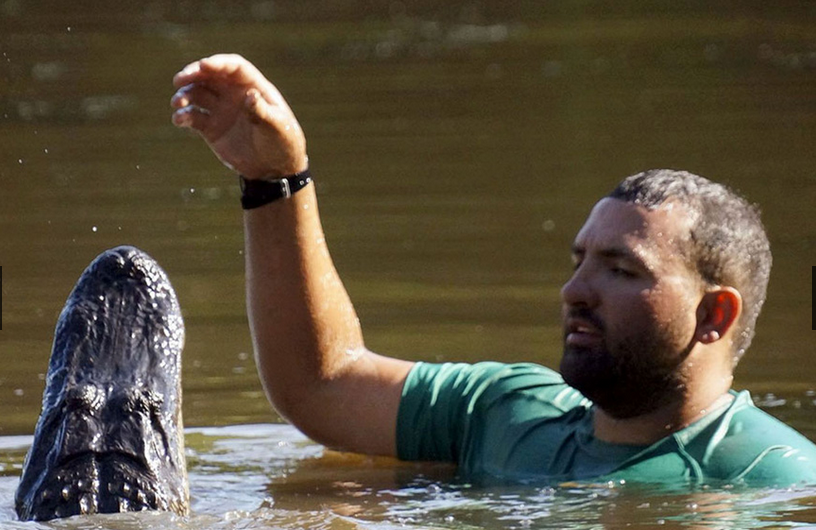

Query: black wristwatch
[{"left": 239, "top": 168, "right": 312, "bottom": 210}]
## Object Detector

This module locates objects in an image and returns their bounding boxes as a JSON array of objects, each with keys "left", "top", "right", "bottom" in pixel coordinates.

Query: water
[
  {"left": 1, "top": 1, "right": 815, "bottom": 527},
  {"left": 2, "top": 424, "right": 816, "bottom": 529}
]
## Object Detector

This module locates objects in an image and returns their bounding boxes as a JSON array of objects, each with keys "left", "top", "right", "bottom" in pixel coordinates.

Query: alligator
[{"left": 15, "top": 246, "right": 189, "bottom": 521}]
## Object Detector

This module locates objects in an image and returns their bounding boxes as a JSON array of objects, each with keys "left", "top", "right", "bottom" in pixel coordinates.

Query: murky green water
[
  {"left": 2, "top": 424, "right": 816, "bottom": 529},
  {"left": 1, "top": 1, "right": 815, "bottom": 527}
]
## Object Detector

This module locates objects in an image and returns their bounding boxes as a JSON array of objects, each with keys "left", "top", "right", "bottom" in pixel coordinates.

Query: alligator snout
[{"left": 15, "top": 246, "right": 188, "bottom": 521}]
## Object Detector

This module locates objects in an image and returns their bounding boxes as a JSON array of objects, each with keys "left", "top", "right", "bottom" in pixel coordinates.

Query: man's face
[{"left": 559, "top": 198, "right": 703, "bottom": 418}]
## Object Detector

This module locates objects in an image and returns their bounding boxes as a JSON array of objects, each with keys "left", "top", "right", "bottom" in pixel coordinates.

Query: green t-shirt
[{"left": 397, "top": 362, "right": 816, "bottom": 487}]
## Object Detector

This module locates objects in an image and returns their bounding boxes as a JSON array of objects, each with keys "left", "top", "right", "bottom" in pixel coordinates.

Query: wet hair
[{"left": 607, "top": 169, "right": 772, "bottom": 363}]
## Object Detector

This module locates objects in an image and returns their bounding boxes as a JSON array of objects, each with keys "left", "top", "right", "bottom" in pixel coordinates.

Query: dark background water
[{"left": 1, "top": 1, "right": 815, "bottom": 442}]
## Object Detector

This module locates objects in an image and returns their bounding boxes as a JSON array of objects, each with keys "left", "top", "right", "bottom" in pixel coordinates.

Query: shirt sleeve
[
  {"left": 396, "top": 361, "right": 586, "bottom": 463},
  {"left": 713, "top": 392, "right": 816, "bottom": 486}
]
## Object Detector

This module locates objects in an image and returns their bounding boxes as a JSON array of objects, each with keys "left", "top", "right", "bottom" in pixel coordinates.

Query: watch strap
[{"left": 239, "top": 168, "right": 312, "bottom": 210}]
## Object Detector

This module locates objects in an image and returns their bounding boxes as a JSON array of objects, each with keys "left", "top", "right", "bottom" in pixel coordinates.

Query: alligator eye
[
  {"left": 121, "top": 389, "right": 150, "bottom": 415},
  {"left": 145, "top": 390, "right": 164, "bottom": 409}
]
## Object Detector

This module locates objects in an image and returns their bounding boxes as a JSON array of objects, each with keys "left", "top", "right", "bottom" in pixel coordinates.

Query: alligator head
[{"left": 15, "top": 246, "right": 188, "bottom": 521}]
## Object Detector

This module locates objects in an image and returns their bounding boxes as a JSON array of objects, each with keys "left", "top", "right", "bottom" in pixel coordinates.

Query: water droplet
[
  {"left": 92, "top": 226, "right": 98, "bottom": 232},
  {"left": 18, "top": 159, "right": 23, "bottom": 164},
  {"left": 43, "top": 148, "right": 49, "bottom": 154},
  {"left": 542, "top": 60, "right": 562, "bottom": 78}
]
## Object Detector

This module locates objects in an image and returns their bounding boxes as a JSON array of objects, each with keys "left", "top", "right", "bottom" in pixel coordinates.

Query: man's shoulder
[
  {"left": 397, "top": 361, "right": 589, "bottom": 464},
  {"left": 406, "top": 361, "right": 588, "bottom": 411},
  {"left": 702, "top": 391, "right": 816, "bottom": 486}
]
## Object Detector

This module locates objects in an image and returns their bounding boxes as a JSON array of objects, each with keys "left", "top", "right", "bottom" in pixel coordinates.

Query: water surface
[{"left": 2, "top": 424, "right": 816, "bottom": 529}]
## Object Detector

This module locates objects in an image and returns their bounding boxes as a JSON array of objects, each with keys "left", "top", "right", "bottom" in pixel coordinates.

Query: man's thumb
[{"left": 245, "top": 88, "right": 272, "bottom": 125}]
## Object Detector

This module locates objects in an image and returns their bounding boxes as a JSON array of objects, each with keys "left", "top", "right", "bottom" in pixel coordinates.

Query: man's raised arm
[{"left": 171, "top": 54, "right": 414, "bottom": 456}]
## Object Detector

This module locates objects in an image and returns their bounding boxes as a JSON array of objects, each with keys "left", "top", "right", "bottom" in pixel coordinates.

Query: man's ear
[{"left": 695, "top": 287, "right": 742, "bottom": 344}]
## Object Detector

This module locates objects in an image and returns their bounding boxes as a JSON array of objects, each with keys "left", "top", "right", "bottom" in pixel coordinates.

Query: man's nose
[{"left": 560, "top": 267, "right": 598, "bottom": 307}]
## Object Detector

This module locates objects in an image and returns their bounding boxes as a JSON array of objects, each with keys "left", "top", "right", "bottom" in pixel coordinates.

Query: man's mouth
[{"left": 564, "top": 314, "right": 604, "bottom": 348}]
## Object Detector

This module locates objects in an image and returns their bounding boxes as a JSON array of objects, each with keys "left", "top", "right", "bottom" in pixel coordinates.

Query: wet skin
[
  {"left": 560, "top": 198, "right": 702, "bottom": 419},
  {"left": 15, "top": 246, "right": 188, "bottom": 521}
]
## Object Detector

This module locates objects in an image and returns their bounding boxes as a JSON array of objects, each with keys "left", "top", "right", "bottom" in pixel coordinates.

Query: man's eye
[{"left": 610, "top": 267, "right": 635, "bottom": 277}]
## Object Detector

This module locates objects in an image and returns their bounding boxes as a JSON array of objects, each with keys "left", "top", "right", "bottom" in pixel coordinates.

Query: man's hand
[{"left": 171, "top": 54, "right": 307, "bottom": 180}]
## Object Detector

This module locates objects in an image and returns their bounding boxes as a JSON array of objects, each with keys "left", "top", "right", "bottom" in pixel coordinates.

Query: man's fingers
[
  {"left": 171, "top": 83, "right": 220, "bottom": 112},
  {"left": 171, "top": 105, "right": 212, "bottom": 132},
  {"left": 172, "top": 61, "right": 203, "bottom": 88},
  {"left": 170, "top": 55, "right": 308, "bottom": 177},
  {"left": 173, "top": 54, "right": 263, "bottom": 89}
]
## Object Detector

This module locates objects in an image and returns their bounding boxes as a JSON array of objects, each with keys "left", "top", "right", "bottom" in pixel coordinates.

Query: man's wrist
[{"left": 239, "top": 168, "right": 312, "bottom": 210}]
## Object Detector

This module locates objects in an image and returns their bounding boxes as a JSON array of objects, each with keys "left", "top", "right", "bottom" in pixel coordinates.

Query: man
[{"left": 171, "top": 54, "right": 816, "bottom": 486}]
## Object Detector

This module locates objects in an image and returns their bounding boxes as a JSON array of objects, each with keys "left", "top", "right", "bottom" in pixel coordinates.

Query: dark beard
[{"left": 560, "top": 323, "right": 691, "bottom": 420}]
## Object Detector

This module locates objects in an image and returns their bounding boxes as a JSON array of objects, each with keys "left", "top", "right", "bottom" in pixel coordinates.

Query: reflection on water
[
  {"left": 2, "top": 424, "right": 816, "bottom": 529},
  {"left": 2, "top": 1, "right": 816, "bottom": 527}
]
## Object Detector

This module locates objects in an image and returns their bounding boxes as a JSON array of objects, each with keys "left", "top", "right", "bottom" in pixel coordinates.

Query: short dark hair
[{"left": 607, "top": 169, "right": 771, "bottom": 363}]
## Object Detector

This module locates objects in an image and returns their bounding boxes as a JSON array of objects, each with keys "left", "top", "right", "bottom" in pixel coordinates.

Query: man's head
[
  {"left": 607, "top": 169, "right": 771, "bottom": 359},
  {"left": 559, "top": 169, "right": 771, "bottom": 417}
]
